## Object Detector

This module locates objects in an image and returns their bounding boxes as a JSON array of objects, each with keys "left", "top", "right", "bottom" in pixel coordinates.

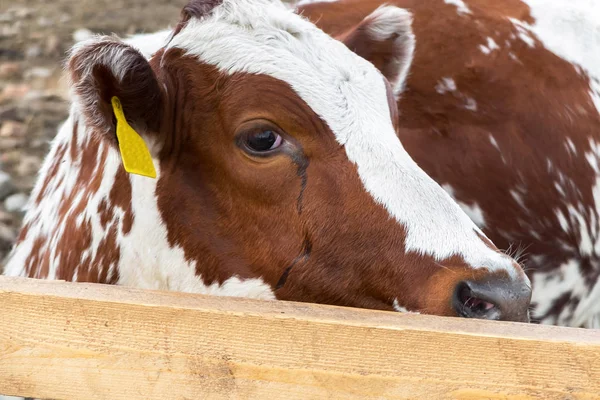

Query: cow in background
[{"left": 296, "top": 0, "right": 600, "bottom": 327}]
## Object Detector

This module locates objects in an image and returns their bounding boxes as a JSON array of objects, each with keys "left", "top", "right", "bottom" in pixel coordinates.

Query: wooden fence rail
[{"left": 0, "top": 276, "right": 599, "bottom": 400}]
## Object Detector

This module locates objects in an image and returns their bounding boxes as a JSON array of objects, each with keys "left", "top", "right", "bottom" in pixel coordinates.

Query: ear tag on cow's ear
[{"left": 111, "top": 96, "right": 157, "bottom": 179}]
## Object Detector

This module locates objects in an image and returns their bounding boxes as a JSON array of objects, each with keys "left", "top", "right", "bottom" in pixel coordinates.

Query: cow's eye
[
  {"left": 246, "top": 130, "right": 282, "bottom": 152},
  {"left": 237, "top": 120, "right": 285, "bottom": 156}
]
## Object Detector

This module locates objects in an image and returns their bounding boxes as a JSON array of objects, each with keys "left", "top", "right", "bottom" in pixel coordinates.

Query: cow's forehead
[{"left": 166, "top": 0, "right": 393, "bottom": 137}]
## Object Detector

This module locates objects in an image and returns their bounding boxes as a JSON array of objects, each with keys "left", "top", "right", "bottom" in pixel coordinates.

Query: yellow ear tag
[{"left": 111, "top": 96, "right": 156, "bottom": 179}]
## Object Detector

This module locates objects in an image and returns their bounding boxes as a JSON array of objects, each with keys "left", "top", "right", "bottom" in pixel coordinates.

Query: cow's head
[{"left": 66, "top": 0, "right": 531, "bottom": 320}]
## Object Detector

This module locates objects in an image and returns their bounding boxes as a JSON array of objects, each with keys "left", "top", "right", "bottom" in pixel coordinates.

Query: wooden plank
[{"left": 0, "top": 276, "right": 599, "bottom": 400}]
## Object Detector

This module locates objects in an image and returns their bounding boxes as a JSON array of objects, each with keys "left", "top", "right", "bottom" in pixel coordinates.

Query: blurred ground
[{"left": 0, "top": 0, "right": 189, "bottom": 268}]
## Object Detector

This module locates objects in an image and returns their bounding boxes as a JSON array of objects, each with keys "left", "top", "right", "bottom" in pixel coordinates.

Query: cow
[
  {"left": 293, "top": 0, "right": 600, "bottom": 328},
  {"left": 1, "top": 0, "right": 532, "bottom": 323}
]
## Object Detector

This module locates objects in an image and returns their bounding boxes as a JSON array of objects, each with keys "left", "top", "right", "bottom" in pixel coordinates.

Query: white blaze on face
[{"left": 167, "top": 0, "right": 518, "bottom": 276}]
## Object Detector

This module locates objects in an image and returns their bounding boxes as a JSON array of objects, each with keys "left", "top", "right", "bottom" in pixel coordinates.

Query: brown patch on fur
[
  {"left": 35, "top": 143, "right": 67, "bottom": 205},
  {"left": 93, "top": 224, "right": 121, "bottom": 283},
  {"left": 56, "top": 218, "right": 93, "bottom": 281},
  {"left": 109, "top": 168, "right": 134, "bottom": 235},
  {"left": 15, "top": 222, "right": 30, "bottom": 245},
  {"left": 98, "top": 198, "right": 111, "bottom": 229},
  {"left": 24, "top": 236, "right": 49, "bottom": 279},
  {"left": 466, "top": 0, "right": 534, "bottom": 22},
  {"left": 70, "top": 120, "right": 79, "bottom": 161}
]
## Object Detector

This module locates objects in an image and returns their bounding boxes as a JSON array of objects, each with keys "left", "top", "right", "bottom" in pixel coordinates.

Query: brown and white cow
[
  {"left": 2, "top": 0, "right": 531, "bottom": 322},
  {"left": 294, "top": 0, "right": 600, "bottom": 328}
]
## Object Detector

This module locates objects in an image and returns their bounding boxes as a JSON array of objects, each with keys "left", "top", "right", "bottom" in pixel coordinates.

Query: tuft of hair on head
[{"left": 171, "top": 0, "right": 225, "bottom": 37}]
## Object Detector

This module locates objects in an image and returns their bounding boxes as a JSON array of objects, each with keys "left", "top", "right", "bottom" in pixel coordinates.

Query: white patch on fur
[
  {"left": 531, "top": 259, "right": 600, "bottom": 327},
  {"left": 464, "top": 97, "right": 477, "bottom": 111},
  {"left": 556, "top": 196, "right": 597, "bottom": 257},
  {"left": 565, "top": 138, "right": 578, "bottom": 155},
  {"left": 436, "top": 77, "right": 456, "bottom": 94},
  {"left": 516, "top": 0, "right": 600, "bottom": 116},
  {"left": 554, "top": 181, "right": 566, "bottom": 197},
  {"left": 509, "top": 18, "right": 536, "bottom": 48},
  {"left": 489, "top": 134, "right": 507, "bottom": 163},
  {"left": 441, "top": 183, "right": 456, "bottom": 197},
  {"left": 444, "top": 0, "right": 471, "bottom": 15},
  {"left": 572, "top": 207, "right": 594, "bottom": 256},
  {"left": 458, "top": 202, "right": 486, "bottom": 229},
  {"left": 556, "top": 166, "right": 600, "bottom": 260},
  {"left": 295, "top": 0, "right": 338, "bottom": 6},
  {"left": 572, "top": 278, "right": 600, "bottom": 327},
  {"left": 555, "top": 209, "right": 570, "bottom": 233},
  {"left": 435, "top": 77, "right": 477, "bottom": 111},
  {"left": 441, "top": 184, "right": 485, "bottom": 228},
  {"left": 364, "top": 6, "right": 416, "bottom": 96},
  {"left": 393, "top": 298, "right": 420, "bottom": 313},
  {"left": 123, "top": 29, "right": 173, "bottom": 59},
  {"left": 586, "top": 138, "right": 600, "bottom": 173},
  {"left": 169, "top": 0, "right": 518, "bottom": 275},
  {"left": 489, "top": 134, "right": 500, "bottom": 151},
  {"left": 510, "top": 189, "right": 526, "bottom": 210},
  {"left": 479, "top": 37, "right": 500, "bottom": 54}
]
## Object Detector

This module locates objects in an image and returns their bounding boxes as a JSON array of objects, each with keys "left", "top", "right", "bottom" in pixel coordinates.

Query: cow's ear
[
  {"left": 67, "top": 36, "right": 164, "bottom": 147},
  {"left": 338, "top": 6, "right": 415, "bottom": 98}
]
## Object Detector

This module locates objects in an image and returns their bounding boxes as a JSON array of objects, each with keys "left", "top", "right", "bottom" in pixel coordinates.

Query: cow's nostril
[
  {"left": 453, "top": 281, "right": 501, "bottom": 319},
  {"left": 452, "top": 277, "right": 531, "bottom": 322}
]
